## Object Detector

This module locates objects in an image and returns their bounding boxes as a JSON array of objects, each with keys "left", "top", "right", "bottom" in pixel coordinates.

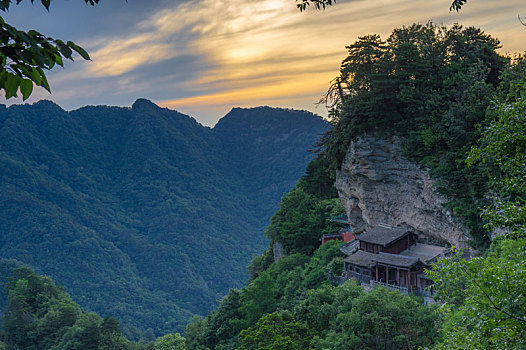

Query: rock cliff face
[{"left": 335, "top": 136, "right": 470, "bottom": 248}]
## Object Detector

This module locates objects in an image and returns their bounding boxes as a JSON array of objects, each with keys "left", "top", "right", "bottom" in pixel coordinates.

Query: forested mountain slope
[{"left": 0, "top": 99, "right": 327, "bottom": 339}]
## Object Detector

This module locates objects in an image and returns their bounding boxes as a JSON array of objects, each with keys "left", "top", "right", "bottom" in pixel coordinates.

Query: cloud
[
  {"left": 154, "top": 0, "right": 525, "bottom": 122},
  {"left": 3, "top": 0, "right": 524, "bottom": 125},
  {"left": 87, "top": 36, "right": 175, "bottom": 77},
  {"left": 161, "top": 70, "right": 333, "bottom": 107}
]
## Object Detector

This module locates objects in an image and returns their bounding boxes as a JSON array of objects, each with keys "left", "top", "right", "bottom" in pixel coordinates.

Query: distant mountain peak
[
  {"left": 132, "top": 98, "right": 159, "bottom": 111},
  {"left": 213, "top": 106, "right": 326, "bottom": 135},
  {"left": 29, "top": 99, "right": 64, "bottom": 112}
]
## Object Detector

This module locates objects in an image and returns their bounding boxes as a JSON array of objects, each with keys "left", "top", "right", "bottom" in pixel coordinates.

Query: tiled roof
[
  {"left": 344, "top": 250, "right": 421, "bottom": 268},
  {"left": 373, "top": 252, "right": 420, "bottom": 268},
  {"left": 322, "top": 233, "right": 342, "bottom": 239},
  {"left": 357, "top": 225, "right": 410, "bottom": 246},
  {"left": 330, "top": 214, "right": 350, "bottom": 225},
  {"left": 400, "top": 243, "right": 446, "bottom": 264},
  {"left": 344, "top": 250, "right": 377, "bottom": 268},
  {"left": 340, "top": 240, "right": 359, "bottom": 256}
]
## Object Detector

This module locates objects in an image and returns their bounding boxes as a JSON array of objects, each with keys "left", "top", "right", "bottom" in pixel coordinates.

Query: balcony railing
[
  {"left": 372, "top": 280, "right": 435, "bottom": 298},
  {"left": 338, "top": 273, "right": 435, "bottom": 301},
  {"left": 372, "top": 280, "right": 409, "bottom": 293}
]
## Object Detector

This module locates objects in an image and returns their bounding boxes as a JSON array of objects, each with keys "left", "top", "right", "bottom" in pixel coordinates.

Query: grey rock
[
  {"left": 273, "top": 242, "right": 284, "bottom": 262},
  {"left": 335, "top": 135, "right": 470, "bottom": 248}
]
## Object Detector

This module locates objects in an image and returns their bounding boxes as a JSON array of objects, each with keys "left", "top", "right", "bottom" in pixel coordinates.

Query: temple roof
[
  {"left": 344, "top": 250, "right": 421, "bottom": 269},
  {"left": 322, "top": 233, "right": 343, "bottom": 239},
  {"left": 399, "top": 243, "right": 446, "bottom": 264},
  {"left": 340, "top": 240, "right": 359, "bottom": 256},
  {"left": 344, "top": 250, "right": 377, "bottom": 268},
  {"left": 357, "top": 224, "right": 411, "bottom": 246},
  {"left": 373, "top": 252, "right": 420, "bottom": 268},
  {"left": 330, "top": 214, "right": 350, "bottom": 225}
]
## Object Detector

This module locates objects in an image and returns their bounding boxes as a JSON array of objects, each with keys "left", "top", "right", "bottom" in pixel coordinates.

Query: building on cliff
[
  {"left": 342, "top": 223, "right": 446, "bottom": 296},
  {"left": 320, "top": 214, "right": 356, "bottom": 245},
  {"left": 321, "top": 229, "right": 356, "bottom": 245}
]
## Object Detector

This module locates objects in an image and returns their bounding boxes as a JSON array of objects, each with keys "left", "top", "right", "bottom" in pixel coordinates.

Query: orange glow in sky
[{"left": 2, "top": 0, "right": 525, "bottom": 125}]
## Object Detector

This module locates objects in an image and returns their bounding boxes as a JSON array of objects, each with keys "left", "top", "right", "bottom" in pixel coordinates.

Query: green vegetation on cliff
[
  {"left": 320, "top": 23, "right": 524, "bottom": 246},
  {"left": 428, "top": 75, "right": 526, "bottom": 350},
  {"left": 183, "top": 246, "right": 439, "bottom": 350}
]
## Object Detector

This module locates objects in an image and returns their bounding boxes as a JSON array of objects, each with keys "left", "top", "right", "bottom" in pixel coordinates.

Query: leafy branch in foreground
[
  {"left": 296, "top": 0, "right": 335, "bottom": 12},
  {"left": 467, "top": 78, "right": 526, "bottom": 239},
  {"left": 298, "top": 0, "right": 469, "bottom": 12},
  {"left": 450, "top": 0, "right": 468, "bottom": 11},
  {"left": 427, "top": 239, "right": 526, "bottom": 349},
  {"left": 0, "top": 0, "right": 99, "bottom": 100}
]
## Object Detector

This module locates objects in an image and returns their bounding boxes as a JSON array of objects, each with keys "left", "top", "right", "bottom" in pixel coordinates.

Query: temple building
[
  {"left": 342, "top": 223, "right": 446, "bottom": 293},
  {"left": 320, "top": 214, "right": 356, "bottom": 245}
]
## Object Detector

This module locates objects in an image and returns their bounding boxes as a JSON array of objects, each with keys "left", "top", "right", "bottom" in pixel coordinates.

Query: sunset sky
[{"left": 2, "top": 0, "right": 525, "bottom": 126}]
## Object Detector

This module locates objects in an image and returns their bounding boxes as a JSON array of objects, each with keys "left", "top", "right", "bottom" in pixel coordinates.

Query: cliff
[{"left": 335, "top": 136, "right": 470, "bottom": 248}]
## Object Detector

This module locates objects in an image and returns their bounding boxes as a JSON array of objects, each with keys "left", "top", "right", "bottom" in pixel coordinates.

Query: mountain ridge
[{"left": 0, "top": 99, "right": 328, "bottom": 339}]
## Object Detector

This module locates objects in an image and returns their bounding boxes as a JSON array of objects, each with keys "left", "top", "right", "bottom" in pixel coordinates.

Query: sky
[{"left": 2, "top": 0, "right": 525, "bottom": 126}]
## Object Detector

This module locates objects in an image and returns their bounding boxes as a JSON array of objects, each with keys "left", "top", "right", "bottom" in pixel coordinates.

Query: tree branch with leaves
[
  {"left": 297, "top": 0, "right": 470, "bottom": 12},
  {"left": 428, "top": 240, "right": 526, "bottom": 349},
  {"left": 0, "top": 0, "right": 98, "bottom": 100}
]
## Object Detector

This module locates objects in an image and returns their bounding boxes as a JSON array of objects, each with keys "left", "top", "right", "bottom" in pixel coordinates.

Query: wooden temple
[{"left": 343, "top": 224, "right": 445, "bottom": 291}]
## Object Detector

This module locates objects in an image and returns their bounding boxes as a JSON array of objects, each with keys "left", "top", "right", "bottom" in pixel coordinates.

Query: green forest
[
  {"left": 0, "top": 100, "right": 327, "bottom": 339},
  {"left": 1, "top": 21, "right": 525, "bottom": 350}
]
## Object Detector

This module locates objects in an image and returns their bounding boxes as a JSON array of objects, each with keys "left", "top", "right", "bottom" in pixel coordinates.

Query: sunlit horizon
[{"left": 1, "top": 0, "right": 525, "bottom": 126}]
